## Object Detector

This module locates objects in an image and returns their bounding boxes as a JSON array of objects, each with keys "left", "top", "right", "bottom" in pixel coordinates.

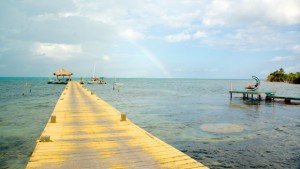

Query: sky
[{"left": 0, "top": 0, "right": 300, "bottom": 79}]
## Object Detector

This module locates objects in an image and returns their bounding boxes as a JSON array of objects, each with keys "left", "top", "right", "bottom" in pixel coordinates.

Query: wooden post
[
  {"left": 265, "top": 92, "right": 269, "bottom": 102},
  {"left": 121, "top": 114, "right": 126, "bottom": 121},
  {"left": 50, "top": 115, "right": 56, "bottom": 123},
  {"left": 284, "top": 99, "right": 291, "bottom": 103}
]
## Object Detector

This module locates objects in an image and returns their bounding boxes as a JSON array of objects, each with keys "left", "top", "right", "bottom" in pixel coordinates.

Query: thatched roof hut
[
  {"left": 48, "top": 68, "right": 73, "bottom": 84},
  {"left": 53, "top": 68, "right": 73, "bottom": 76}
]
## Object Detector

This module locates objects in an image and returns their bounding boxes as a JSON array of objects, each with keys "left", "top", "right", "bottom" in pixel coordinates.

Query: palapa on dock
[{"left": 26, "top": 82, "right": 208, "bottom": 169}]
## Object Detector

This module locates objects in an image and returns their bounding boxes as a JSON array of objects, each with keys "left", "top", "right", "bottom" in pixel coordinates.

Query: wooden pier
[
  {"left": 230, "top": 90, "right": 300, "bottom": 104},
  {"left": 26, "top": 82, "right": 208, "bottom": 169},
  {"left": 265, "top": 94, "right": 300, "bottom": 103}
]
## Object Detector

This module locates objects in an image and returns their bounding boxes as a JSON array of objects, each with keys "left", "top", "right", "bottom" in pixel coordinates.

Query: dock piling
[
  {"left": 121, "top": 113, "right": 127, "bottom": 121},
  {"left": 50, "top": 115, "right": 56, "bottom": 123},
  {"left": 285, "top": 99, "right": 291, "bottom": 103}
]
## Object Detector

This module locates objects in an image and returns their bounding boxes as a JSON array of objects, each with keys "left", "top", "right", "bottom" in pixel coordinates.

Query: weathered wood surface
[{"left": 26, "top": 82, "right": 208, "bottom": 169}]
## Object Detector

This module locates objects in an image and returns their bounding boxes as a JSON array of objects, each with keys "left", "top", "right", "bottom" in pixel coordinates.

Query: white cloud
[
  {"left": 35, "top": 43, "right": 81, "bottom": 60},
  {"left": 271, "top": 56, "right": 295, "bottom": 62},
  {"left": 202, "top": 0, "right": 230, "bottom": 26},
  {"left": 161, "top": 10, "right": 201, "bottom": 28},
  {"left": 199, "top": 26, "right": 300, "bottom": 51},
  {"left": 292, "top": 45, "right": 300, "bottom": 53},
  {"left": 34, "top": 12, "right": 80, "bottom": 21},
  {"left": 83, "top": 12, "right": 116, "bottom": 24},
  {"left": 58, "top": 12, "right": 80, "bottom": 18},
  {"left": 268, "top": 0, "right": 300, "bottom": 25},
  {"left": 33, "top": 0, "right": 298, "bottom": 49},
  {"left": 119, "top": 28, "right": 144, "bottom": 41},
  {"left": 165, "top": 30, "right": 207, "bottom": 43},
  {"left": 202, "top": 0, "right": 300, "bottom": 26},
  {"left": 2, "top": 0, "right": 300, "bottom": 77},
  {"left": 193, "top": 31, "right": 207, "bottom": 38},
  {"left": 165, "top": 33, "right": 191, "bottom": 42},
  {"left": 102, "top": 55, "right": 110, "bottom": 61}
]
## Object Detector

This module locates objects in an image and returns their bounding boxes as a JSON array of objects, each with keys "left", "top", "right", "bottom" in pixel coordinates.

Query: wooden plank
[{"left": 26, "top": 82, "right": 208, "bottom": 169}]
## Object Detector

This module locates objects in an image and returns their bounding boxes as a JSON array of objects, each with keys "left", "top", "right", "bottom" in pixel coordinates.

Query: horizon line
[{"left": 0, "top": 76, "right": 267, "bottom": 80}]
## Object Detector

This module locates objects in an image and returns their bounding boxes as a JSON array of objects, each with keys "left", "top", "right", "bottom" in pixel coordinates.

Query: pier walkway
[
  {"left": 26, "top": 82, "right": 207, "bottom": 169},
  {"left": 265, "top": 94, "right": 300, "bottom": 103}
]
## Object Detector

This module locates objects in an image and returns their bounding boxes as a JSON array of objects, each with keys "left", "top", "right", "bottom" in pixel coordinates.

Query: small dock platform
[
  {"left": 265, "top": 94, "right": 300, "bottom": 103},
  {"left": 229, "top": 90, "right": 272, "bottom": 101},
  {"left": 26, "top": 82, "right": 208, "bottom": 169}
]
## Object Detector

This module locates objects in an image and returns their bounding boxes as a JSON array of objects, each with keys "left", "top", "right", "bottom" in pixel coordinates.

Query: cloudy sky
[{"left": 1, "top": 0, "right": 300, "bottom": 78}]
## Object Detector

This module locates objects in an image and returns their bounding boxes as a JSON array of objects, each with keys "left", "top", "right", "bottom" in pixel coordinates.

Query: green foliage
[{"left": 267, "top": 68, "right": 300, "bottom": 84}]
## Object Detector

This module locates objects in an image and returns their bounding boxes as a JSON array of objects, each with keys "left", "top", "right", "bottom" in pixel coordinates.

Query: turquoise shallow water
[{"left": 0, "top": 78, "right": 300, "bottom": 168}]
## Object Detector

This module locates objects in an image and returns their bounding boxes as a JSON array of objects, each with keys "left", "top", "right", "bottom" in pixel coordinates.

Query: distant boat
[
  {"left": 79, "top": 77, "right": 84, "bottom": 84},
  {"left": 47, "top": 77, "right": 55, "bottom": 84},
  {"left": 87, "top": 77, "right": 107, "bottom": 84},
  {"left": 87, "top": 64, "right": 106, "bottom": 84}
]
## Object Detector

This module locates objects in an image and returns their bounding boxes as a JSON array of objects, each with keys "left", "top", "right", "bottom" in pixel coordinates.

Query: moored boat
[
  {"left": 79, "top": 77, "right": 84, "bottom": 84},
  {"left": 87, "top": 77, "right": 106, "bottom": 84}
]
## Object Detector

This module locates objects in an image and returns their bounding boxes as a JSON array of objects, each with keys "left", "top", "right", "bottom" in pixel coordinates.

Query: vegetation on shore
[{"left": 267, "top": 68, "right": 300, "bottom": 84}]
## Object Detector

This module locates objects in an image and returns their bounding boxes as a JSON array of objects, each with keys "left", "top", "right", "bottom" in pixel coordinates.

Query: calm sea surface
[{"left": 0, "top": 77, "right": 299, "bottom": 168}]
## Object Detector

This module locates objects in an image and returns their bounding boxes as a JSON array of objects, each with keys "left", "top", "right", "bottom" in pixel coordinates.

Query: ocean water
[{"left": 0, "top": 78, "right": 300, "bottom": 168}]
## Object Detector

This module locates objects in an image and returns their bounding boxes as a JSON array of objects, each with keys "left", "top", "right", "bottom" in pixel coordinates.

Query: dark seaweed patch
[{"left": 0, "top": 136, "right": 32, "bottom": 169}]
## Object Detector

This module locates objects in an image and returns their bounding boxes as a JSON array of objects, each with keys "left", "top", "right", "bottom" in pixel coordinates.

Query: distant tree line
[{"left": 267, "top": 68, "right": 300, "bottom": 84}]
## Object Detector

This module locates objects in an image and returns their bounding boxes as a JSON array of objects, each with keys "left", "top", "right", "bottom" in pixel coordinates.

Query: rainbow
[{"left": 133, "top": 42, "right": 172, "bottom": 78}]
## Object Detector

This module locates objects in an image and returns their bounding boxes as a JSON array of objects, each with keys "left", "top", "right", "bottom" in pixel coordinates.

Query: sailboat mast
[{"left": 93, "top": 63, "right": 96, "bottom": 77}]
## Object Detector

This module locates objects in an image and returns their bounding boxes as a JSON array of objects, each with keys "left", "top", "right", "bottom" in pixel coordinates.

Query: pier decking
[
  {"left": 265, "top": 94, "right": 300, "bottom": 103},
  {"left": 229, "top": 90, "right": 272, "bottom": 101},
  {"left": 230, "top": 90, "right": 300, "bottom": 104},
  {"left": 26, "top": 82, "right": 207, "bottom": 169}
]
